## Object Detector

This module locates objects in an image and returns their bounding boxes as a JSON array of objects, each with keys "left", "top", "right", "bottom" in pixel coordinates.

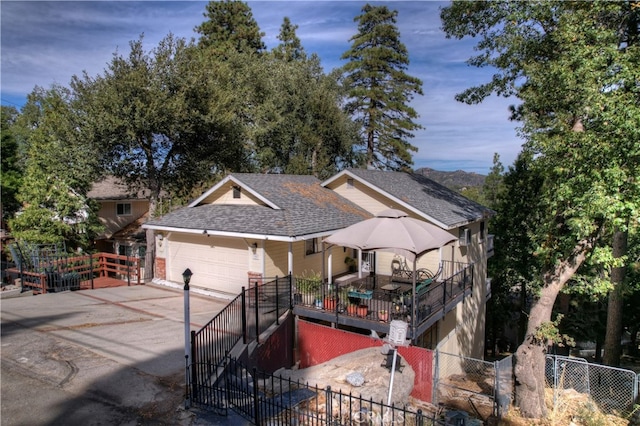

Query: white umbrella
[
  {"left": 324, "top": 209, "right": 456, "bottom": 342},
  {"left": 324, "top": 208, "right": 455, "bottom": 261}
]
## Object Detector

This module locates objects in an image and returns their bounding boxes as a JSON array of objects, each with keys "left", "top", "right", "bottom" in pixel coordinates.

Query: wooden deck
[
  {"left": 6, "top": 252, "right": 141, "bottom": 294},
  {"left": 79, "top": 276, "right": 138, "bottom": 290}
]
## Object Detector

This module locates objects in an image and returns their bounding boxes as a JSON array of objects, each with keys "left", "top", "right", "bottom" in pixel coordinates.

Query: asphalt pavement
[{"left": 1, "top": 283, "right": 251, "bottom": 425}]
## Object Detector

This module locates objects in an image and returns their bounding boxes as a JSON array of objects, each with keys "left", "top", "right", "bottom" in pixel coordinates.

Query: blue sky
[{"left": 1, "top": 1, "right": 524, "bottom": 174}]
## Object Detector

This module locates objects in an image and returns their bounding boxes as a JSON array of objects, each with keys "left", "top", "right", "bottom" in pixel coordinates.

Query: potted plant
[
  {"left": 295, "top": 271, "right": 321, "bottom": 306},
  {"left": 357, "top": 304, "right": 368, "bottom": 318},
  {"left": 324, "top": 283, "right": 337, "bottom": 310},
  {"left": 323, "top": 296, "right": 337, "bottom": 310},
  {"left": 347, "top": 302, "right": 358, "bottom": 316},
  {"left": 378, "top": 310, "right": 389, "bottom": 322},
  {"left": 344, "top": 256, "right": 357, "bottom": 273}
]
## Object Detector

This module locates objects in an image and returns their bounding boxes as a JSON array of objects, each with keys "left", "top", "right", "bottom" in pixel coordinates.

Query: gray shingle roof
[
  {"left": 145, "top": 174, "right": 371, "bottom": 238},
  {"left": 88, "top": 176, "right": 150, "bottom": 200},
  {"left": 340, "top": 169, "right": 493, "bottom": 228}
]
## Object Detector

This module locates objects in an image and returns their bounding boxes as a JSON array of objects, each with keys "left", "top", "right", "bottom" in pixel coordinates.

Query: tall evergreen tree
[
  {"left": 195, "top": 0, "right": 265, "bottom": 55},
  {"left": 8, "top": 86, "right": 102, "bottom": 248},
  {"left": 442, "top": 1, "right": 640, "bottom": 418},
  {"left": 253, "top": 21, "right": 358, "bottom": 178},
  {"left": 1, "top": 106, "right": 23, "bottom": 222},
  {"left": 273, "top": 17, "right": 305, "bottom": 62},
  {"left": 340, "top": 4, "right": 423, "bottom": 171}
]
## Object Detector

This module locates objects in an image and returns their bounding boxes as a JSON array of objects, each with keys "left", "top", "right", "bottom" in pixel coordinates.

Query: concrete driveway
[{"left": 1, "top": 284, "right": 248, "bottom": 425}]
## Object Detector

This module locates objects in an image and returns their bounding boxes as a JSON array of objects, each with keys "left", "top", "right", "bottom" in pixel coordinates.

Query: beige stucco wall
[
  {"left": 98, "top": 200, "right": 148, "bottom": 236},
  {"left": 199, "top": 184, "right": 262, "bottom": 205}
]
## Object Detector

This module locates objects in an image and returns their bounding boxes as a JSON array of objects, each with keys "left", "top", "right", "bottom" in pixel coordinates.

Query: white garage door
[{"left": 168, "top": 234, "right": 249, "bottom": 295}]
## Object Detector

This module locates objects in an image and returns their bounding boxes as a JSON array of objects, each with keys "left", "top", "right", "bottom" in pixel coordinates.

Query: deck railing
[
  {"left": 6, "top": 252, "right": 140, "bottom": 294},
  {"left": 292, "top": 261, "right": 474, "bottom": 339}
]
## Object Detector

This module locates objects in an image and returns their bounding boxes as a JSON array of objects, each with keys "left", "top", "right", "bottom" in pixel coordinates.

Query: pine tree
[
  {"left": 1, "top": 106, "right": 23, "bottom": 221},
  {"left": 195, "top": 0, "right": 265, "bottom": 55},
  {"left": 341, "top": 4, "right": 423, "bottom": 171},
  {"left": 273, "top": 17, "right": 305, "bottom": 62}
]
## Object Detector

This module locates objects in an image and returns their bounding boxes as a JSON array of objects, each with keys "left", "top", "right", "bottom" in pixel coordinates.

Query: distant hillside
[{"left": 415, "top": 167, "right": 486, "bottom": 191}]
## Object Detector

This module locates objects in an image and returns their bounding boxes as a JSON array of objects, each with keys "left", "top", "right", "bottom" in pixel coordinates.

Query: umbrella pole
[{"left": 412, "top": 258, "right": 417, "bottom": 342}]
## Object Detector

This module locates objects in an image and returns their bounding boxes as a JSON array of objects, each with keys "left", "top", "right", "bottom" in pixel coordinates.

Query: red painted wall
[{"left": 297, "top": 320, "right": 433, "bottom": 402}]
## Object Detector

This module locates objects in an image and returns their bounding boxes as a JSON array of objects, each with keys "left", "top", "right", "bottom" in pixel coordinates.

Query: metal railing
[
  {"left": 5, "top": 249, "right": 140, "bottom": 294},
  {"left": 189, "top": 276, "right": 293, "bottom": 407},
  {"left": 198, "top": 356, "right": 442, "bottom": 425},
  {"left": 292, "top": 262, "right": 474, "bottom": 339}
]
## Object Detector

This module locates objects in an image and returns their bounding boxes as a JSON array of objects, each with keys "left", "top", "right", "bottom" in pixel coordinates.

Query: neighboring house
[
  {"left": 143, "top": 169, "right": 494, "bottom": 357},
  {"left": 88, "top": 176, "right": 150, "bottom": 261}
]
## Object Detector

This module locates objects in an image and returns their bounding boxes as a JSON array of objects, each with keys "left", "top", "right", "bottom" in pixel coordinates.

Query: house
[
  {"left": 143, "top": 173, "right": 372, "bottom": 296},
  {"left": 88, "top": 176, "right": 151, "bottom": 260},
  {"left": 143, "top": 169, "right": 494, "bottom": 357}
]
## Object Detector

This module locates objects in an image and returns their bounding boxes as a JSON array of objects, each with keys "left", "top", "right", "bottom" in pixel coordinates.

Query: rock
[
  {"left": 346, "top": 372, "right": 365, "bottom": 387},
  {"left": 275, "top": 347, "right": 415, "bottom": 406}
]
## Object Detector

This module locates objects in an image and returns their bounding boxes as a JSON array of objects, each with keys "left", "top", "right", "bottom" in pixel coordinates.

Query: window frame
[
  {"left": 116, "top": 202, "right": 132, "bottom": 216},
  {"left": 305, "top": 238, "right": 320, "bottom": 256}
]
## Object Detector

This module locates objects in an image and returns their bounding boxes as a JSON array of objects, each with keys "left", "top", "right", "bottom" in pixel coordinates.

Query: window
[
  {"left": 346, "top": 178, "right": 354, "bottom": 189},
  {"left": 305, "top": 238, "right": 319, "bottom": 255},
  {"left": 458, "top": 227, "right": 471, "bottom": 246},
  {"left": 117, "top": 203, "right": 131, "bottom": 216},
  {"left": 479, "top": 221, "right": 486, "bottom": 242},
  {"left": 232, "top": 185, "right": 241, "bottom": 199}
]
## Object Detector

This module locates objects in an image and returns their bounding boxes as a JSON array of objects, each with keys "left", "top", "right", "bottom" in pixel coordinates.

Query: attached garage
[{"left": 167, "top": 233, "right": 249, "bottom": 295}]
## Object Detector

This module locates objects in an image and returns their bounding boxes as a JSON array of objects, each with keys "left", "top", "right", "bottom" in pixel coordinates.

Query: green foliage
[
  {"left": 533, "top": 315, "right": 575, "bottom": 348},
  {"left": 341, "top": 4, "right": 423, "bottom": 171},
  {"left": 1, "top": 106, "right": 23, "bottom": 220},
  {"left": 442, "top": 1, "right": 639, "bottom": 411},
  {"left": 195, "top": 0, "right": 266, "bottom": 55},
  {"left": 8, "top": 86, "right": 103, "bottom": 249},
  {"left": 252, "top": 53, "right": 359, "bottom": 178},
  {"left": 273, "top": 17, "right": 304, "bottom": 62},
  {"left": 71, "top": 34, "right": 247, "bottom": 209}
]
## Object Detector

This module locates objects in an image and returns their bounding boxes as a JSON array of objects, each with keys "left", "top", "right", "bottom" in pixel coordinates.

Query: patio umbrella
[
  {"left": 324, "top": 208, "right": 456, "bottom": 342},
  {"left": 324, "top": 208, "right": 455, "bottom": 261}
]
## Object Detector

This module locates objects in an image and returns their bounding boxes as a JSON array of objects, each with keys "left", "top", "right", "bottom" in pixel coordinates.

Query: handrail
[{"left": 7, "top": 252, "right": 141, "bottom": 293}]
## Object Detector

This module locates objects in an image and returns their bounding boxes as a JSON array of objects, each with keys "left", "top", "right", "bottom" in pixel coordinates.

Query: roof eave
[{"left": 188, "top": 174, "right": 280, "bottom": 209}]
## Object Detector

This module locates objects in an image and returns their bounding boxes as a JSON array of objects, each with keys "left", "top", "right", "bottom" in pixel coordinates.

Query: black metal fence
[
  {"left": 197, "top": 356, "right": 443, "bottom": 425},
  {"left": 189, "top": 276, "right": 293, "bottom": 410}
]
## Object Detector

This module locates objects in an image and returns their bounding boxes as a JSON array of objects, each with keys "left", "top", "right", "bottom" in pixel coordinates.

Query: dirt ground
[{"left": 438, "top": 373, "right": 631, "bottom": 426}]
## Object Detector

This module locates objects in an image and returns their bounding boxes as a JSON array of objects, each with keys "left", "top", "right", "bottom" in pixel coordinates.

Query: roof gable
[
  {"left": 145, "top": 173, "right": 371, "bottom": 239},
  {"left": 322, "top": 169, "right": 493, "bottom": 229}
]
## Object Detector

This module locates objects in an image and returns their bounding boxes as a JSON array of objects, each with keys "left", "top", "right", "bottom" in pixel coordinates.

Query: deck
[
  {"left": 292, "top": 261, "right": 474, "bottom": 340},
  {"left": 6, "top": 252, "right": 141, "bottom": 294}
]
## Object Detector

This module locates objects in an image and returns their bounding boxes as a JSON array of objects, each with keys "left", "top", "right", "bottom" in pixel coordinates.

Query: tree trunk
[
  {"left": 514, "top": 280, "right": 562, "bottom": 418},
  {"left": 144, "top": 196, "right": 158, "bottom": 282},
  {"left": 514, "top": 240, "right": 591, "bottom": 418},
  {"left": 518, "top": 280, "right": 527, "bottom": 345},
  {"left": 602, "top": 229, "right": 628, "bottom": 366}
]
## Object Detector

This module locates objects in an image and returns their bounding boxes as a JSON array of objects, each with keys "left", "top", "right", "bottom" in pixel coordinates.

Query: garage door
[{"left": 168, "top": 234, "right": 249, "bottom": 295}]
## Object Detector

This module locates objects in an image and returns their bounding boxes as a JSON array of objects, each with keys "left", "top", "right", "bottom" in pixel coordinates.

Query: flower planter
[
  {"left": 347, "top": 304, "right": 358, "bottom": 316},
  {"left": 324, "top": 297, "right": 337, "bottom": 311},
  {"left": 357, "top": 305, "right": 368, "bottom": 318}
]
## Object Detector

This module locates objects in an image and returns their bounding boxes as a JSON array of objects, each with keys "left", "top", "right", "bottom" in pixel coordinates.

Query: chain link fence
[
  {"left": 434, "top": 351, "right": 513, "bottom": 421},
  {"left": 545, "top": 355, "right": 639, "bottom": 416}
]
